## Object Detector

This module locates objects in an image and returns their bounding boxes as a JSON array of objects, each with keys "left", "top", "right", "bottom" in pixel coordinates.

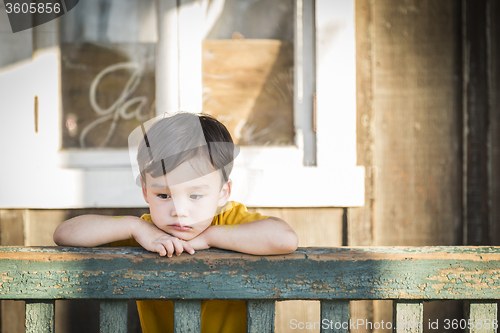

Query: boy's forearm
[
  {"left": 53, "top": 215, "right": 141, "bottom": 247},
  {"left": 204, "top": 217, "right": 298, "bottom": 255}
]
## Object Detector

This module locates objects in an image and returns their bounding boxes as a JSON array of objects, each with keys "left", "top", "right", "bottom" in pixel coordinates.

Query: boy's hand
[{"left": 133, "top": 220, "right": 195, "bottom": 257}]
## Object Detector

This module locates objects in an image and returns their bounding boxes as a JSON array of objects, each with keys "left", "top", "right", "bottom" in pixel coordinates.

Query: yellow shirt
[{"left": 110, "top": 201, "right": 269, "bottom": 333}]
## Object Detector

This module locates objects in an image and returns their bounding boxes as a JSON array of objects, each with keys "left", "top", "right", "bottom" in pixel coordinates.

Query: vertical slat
[
  {"left": 100, "top": 300, "right": 128, "bottom": 333},
  {"left": 320, "top": 300, "right": 349, "bottom": 333},
  {"left": 393, "top": 301, "right": 423, "bottom": 333},
  {"left": 25, "top": 300, "right": 55, "bottom": 333},
  {"left": 173, "top": 300, "right": 201, "bottom": 333},
  {"left": 466, "top": 301, "right": 498, "bottom": 333},
  {"left": 247, "top": 300, "right": 275, "bottom": 333}
]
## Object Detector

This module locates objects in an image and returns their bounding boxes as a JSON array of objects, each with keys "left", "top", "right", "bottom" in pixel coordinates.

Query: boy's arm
[
  {"left": 191, "top": 217, "right": 298, "bottom": 255},
  {"left": 53, "top": 215, "right": 140, "bottom": 247},
  {"left": 53, "top": 215, "right": 195, "bottom": 257}
]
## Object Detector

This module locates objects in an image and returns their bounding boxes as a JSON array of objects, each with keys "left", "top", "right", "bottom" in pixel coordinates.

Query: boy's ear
[
  {"left": 141, "top": 178, "right": 149, "bottom": 204},
  {"left": 217, "top": 179, "right": 232, "bottom": 207}
]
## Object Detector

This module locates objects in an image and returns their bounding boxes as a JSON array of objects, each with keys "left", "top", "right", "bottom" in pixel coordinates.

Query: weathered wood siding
[
  {"left": 489, "top": 0, "right": 500, "bottom": 247},
  {"left": 349, "top": 0, "right": 472, "bottom": 331}
]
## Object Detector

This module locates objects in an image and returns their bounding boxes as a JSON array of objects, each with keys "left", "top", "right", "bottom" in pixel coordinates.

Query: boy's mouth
[{"left": 169, "top": 224, "right": 192, "bottom": 231}]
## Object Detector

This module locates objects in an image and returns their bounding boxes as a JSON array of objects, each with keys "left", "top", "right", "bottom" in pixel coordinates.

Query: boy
[{"left": 53, "top": 112, "right": 298, "bottom": 333}]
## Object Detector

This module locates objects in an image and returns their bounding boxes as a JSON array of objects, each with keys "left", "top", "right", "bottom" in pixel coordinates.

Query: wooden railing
[{"left": 0, "top": 246, "right": 499, "bottom": 332}]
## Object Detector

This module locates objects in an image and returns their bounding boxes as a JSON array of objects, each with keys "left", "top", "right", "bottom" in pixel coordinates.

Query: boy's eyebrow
[{"left": 150, "top": 184, "right": 211, "bottom": 190}]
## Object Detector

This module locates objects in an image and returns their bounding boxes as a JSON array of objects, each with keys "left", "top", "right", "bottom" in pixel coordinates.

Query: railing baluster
[
  {"left": 320, "top": 300, "right": 349, "bottom": 333},
  {"left": 100, "top": 300, "right": 128, "bottom": 333},
  {"left": 25, "top": 300, "right": 55, "bottom": 333},
  {"left": 393, "top": 301, "right": 423, "bottom": 333},
  {"left": 247, "top": 300, "right": 275, "bottom": 333},
  {"left": 466, "top": 301, "right": 498, "bottom": 333},
  {"left": 173, "top": 300, "right": 201, "bottom": 333}
]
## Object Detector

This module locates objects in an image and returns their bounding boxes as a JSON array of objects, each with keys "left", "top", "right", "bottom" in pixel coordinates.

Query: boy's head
[{"left": 135, "top": 112, "right": 237, "bottom": 240}]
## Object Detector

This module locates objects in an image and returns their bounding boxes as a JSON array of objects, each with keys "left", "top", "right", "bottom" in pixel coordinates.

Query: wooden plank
[
  {"left": 275, "top": 300, "right": 319, "bottom": 333},
  {"left": 202, "top": 40, "right": 294, "bottom": 146},
  {"left": 393, "top": 301, "right": 423, "bottom": 333},
  {"left": 247, "top": 300, "right": 275, "bottom": 333},
  {"left": 0, "top": 210, "right": 25, "bottom": 333},
  {"left": 466, "top": 301, "right": 497, "bottom": 333},
  {"left": 248, "top": 207, "right": 343, "bottom": 247},
  {"left": 371, "top": 0, "right": 463, "bottom": 328},
  {"left": 0, "top": 210, "right": 25, "bottom": 246},
  {"left": 349, "top": 0, "right": 375, "bottom": 329},
  {"left": 25, "top": 300, "right": 55, "bottom": 333},
  {"left": 100, "top": 300, "right": 127, "bottom": 333},
  {"left": 372, "top": 0, "right": 462, "bottom": 245},
  {"left": 489, "top": 0, "right": 500, "bottom": 247},
  {"left": 1, "top": 247, "right": 500, "bottom": 300},
  {"left": 320, "top": 300, "right": 349, "bottom": 333},
  {"left": 349, "top": 0, "right": 374, "bottom": 248},
  {"left": 173, "top": 300, "right": 201, "bottom": 333},
  {"left": 463, "top": 0, "right": 490, "bottom": 245}
]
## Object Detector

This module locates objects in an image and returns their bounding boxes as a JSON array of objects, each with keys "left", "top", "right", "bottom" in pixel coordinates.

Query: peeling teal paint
[{"left": 0, "top": 246, "right": 499, "bottom": 300}]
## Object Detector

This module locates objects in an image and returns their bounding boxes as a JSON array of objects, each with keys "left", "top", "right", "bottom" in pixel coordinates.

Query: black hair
[{"left": 137, "top": 112, "right": 235, "bottom": 185}]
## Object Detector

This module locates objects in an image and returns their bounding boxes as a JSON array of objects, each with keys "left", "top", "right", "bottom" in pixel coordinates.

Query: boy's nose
[{"left": 171, "top": 199, "right": 189, "bottom": 219}]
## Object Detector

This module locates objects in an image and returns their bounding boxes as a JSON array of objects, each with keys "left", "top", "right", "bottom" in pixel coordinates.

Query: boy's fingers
[
  {"left": 156, "top": 244, "right": 166, "bottom": 257},
  {"left": 185, "top": 245, "right": 195, "bottom": 255},
  {"left": 181, "top": 240, "right": 195, "bottom": 254},
  {"left": 172, "top": 239, "right": 184, "bottom": 256},
  {"left": 164, "top": 241, "right": 175, "bottom": 257}
]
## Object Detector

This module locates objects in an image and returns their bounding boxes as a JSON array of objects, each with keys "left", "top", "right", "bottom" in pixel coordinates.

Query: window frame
[{"left": 0, "top": 0, "right": 364, "bottom": 208}]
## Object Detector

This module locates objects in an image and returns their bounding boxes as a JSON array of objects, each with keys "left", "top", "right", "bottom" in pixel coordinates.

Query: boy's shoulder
[{"left": 211, "top": 201, "right": 269, "bottom": 226}]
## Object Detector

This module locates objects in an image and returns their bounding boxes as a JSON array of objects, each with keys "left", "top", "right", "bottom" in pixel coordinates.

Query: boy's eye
[
  {"left": 157, "top": 194, "right": 170, "bottom": 199},
  {"left": 190, "top": 194, "right": 203, "bottom": 200}
]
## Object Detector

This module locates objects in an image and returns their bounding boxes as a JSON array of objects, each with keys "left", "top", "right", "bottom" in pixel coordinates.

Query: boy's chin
[{"left": 166, "top": 230, "right": 199, "bottom": 241}]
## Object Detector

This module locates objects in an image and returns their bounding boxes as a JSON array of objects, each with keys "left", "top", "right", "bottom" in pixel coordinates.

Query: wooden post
[
  {"left": 100, "top": 300, "right": 128, "bottom": 333},
  {"left": 247, "top": 300, "right": 275, "bottom": 333},
  {"left": 320, "top": 300, "right": 349, "bottom": 333},
  {"left": 173, "top": 300, "right": 201, "bottom": 333},
  {"left": 466, "top": 301, "right": 498, "bottom": 333},
  {"left": 25, "top": 301, "right": 55, "bottom": 333},
  {"left": 393, "top": 302, "right": 423, "bottom": 333}
]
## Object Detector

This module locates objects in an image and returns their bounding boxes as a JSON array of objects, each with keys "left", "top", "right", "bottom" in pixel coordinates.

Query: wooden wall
[
  {"left": 489, "top": 0, "right": 500, "bottom": 247},
  {"left": 350, "top": 0, "right": 500, "bottom": 332}
]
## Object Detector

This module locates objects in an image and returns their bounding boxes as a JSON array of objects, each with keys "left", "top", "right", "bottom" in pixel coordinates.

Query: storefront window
[
  {"left": 202, "top": 0, "right": 294, "bottom": 146},
  {"left": 59, "top": 0, "right": 156, "bottom": 148}
]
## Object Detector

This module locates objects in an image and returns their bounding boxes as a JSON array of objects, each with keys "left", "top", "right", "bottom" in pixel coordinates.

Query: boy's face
[{"left": 141, "top": 158, "right": 231, "bottom": 241}]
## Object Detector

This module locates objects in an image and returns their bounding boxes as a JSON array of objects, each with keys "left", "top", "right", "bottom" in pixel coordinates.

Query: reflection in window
[
  {"left": 202, "top": 0, "right": 295, "bottom": 146},
  {"left": 59, "top": 0, "right": 156, "bottom": 149}
]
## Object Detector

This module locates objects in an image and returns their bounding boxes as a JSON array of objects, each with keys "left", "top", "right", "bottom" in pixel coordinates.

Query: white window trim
[{"left": 0, "top": 0, "right": 364, "bottom": 209}]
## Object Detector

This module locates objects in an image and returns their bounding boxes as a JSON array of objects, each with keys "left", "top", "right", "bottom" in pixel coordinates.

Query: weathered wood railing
[{"left": 0, "top": 246, "right": 499, "bottom": 332}]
